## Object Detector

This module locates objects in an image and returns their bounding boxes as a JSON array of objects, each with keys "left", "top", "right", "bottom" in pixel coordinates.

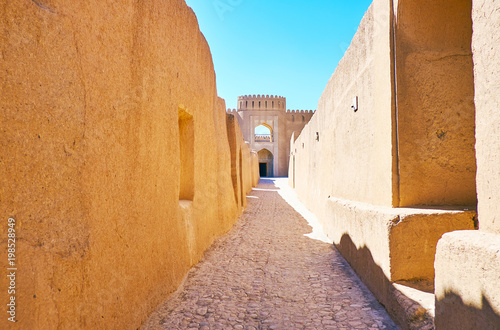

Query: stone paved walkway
[{"left": 142, "top": 179, "right": 398, "bottom": 329}]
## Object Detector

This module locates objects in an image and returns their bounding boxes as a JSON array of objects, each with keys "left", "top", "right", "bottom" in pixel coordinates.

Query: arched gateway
[
  {"left": 257, "top": 148, "right": 274, "bottom": 177},
  {"left": 227, "top": 95, "right": 314, "bottom": 177}
]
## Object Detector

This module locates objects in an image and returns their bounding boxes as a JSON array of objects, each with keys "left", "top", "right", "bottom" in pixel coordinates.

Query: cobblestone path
[{"left": 142, "top": 179, "right": 398, "bottom": 329}]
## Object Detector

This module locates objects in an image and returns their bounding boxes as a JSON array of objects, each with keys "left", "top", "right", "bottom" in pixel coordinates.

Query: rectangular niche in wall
[{"left": 179, "top": 108, "right": 194, "bottom": 200}]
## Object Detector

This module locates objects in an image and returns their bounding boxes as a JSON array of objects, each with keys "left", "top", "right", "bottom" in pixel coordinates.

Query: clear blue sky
[{"left": 184, "top": 0, "right": 372, "bottom": 110}]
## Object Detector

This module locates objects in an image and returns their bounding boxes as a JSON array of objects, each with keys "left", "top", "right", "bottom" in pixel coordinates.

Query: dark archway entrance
[
  {"left": 257, "top": 149, "right": 273, "bottom": 177},
  {"left": 259, "top": 163, "right": 267, "bottom": 177}
]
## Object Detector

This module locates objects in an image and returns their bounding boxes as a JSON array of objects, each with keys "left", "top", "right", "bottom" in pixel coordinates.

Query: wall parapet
[
  {"left": 237, "top": 94, "right": 287, "bottom": 111},
  {"left": 227, "top": 108, "right": 316, "bottom": 114},
  {"left": 286, "top": 109, "right": 316, "bottom": 114},
  {"left": 238, "top": 94, "right": 286, "bottom": 100}
]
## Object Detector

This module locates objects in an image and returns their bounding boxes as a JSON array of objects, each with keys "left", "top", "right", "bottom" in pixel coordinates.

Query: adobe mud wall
[
  {"left": 434, "top": 0, "right": 500, "bottom": 328},
  {"left": 0, "top": 0, "right": 257, "bottom": 328},
  {"left": 290, "top": 0, "right": 477, "bottom": 327},
  {"left": 472, "top": 0, "right": 500, "bottom": 235},
  {"left": 395, "top": 0, "right": 476, "bottom": 207},
  {"left": 291, "top": 1, "right": 396, "bottom": 209},
  {"left": 226, "top": 114, "right": 257, "bottom": 210}
]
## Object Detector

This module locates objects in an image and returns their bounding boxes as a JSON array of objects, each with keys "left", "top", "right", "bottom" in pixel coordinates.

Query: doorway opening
[
  {"left": 257, "top": 148, "right": 273, "bottom": 177},
  {"left": 259, "top": 163, "right": 267, "bottom": 177}
]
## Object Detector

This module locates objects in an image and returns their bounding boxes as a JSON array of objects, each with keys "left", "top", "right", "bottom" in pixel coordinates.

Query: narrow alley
[{"left": 142, "top": 179, "right": 398, "bottom": 329}]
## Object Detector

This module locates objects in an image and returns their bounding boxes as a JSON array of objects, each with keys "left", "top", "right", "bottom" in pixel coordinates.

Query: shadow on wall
[
  {"left": 435, "top": 292, "right": 500, "bottom": 330},
  {"left": 337, "top": 234, "right": 433, "bottom": 329}
]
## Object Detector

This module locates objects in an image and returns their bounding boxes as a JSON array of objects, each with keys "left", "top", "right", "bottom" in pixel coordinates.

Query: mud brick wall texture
[{"left": 0, "top": 0, "right": 257, "bottom": 328}]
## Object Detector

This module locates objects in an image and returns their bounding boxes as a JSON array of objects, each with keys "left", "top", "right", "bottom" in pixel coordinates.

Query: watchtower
[{"left": 228, "top": 95, "right": 314, "bottom": 177}]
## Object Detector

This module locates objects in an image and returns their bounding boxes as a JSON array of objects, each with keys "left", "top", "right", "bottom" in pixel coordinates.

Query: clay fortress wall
[
  {"left": 0, "top": 0, "right": 258, "bottom": 328},
  {"left": 290, "top": 0, "right": 500, "bottom": 328}
]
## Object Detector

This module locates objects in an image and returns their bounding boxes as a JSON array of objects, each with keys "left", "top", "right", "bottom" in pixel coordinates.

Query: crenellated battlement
[
  {"left": 227, "top": 108, "right": 315, "bottom": 114},
  {"left": 238, "top": 94, "right": 286, "bottom": 101},
  {"left": 286, "top": 109, "right": 315, "bottom": 114},
  {"left": 237, "top": 94, "right": 286, "bottom": 111},
  {"left": 233, "top": 94, "right": 316, "bottom": 113}
]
